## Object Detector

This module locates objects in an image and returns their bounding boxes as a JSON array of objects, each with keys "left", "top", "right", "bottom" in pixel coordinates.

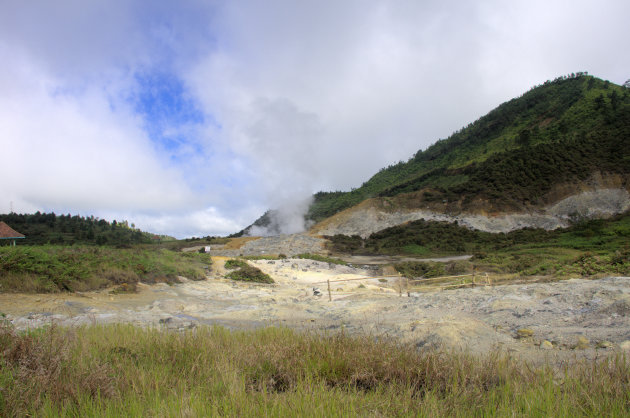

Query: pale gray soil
[
  {"left": 2, "top": 257, "right": 630, "bottom": 364},
  {"left": 211, "top": 234, "right": 326, "bottom": 257},
  {"left": 313, "top": 188, "right": 630, "bottom": 238}
]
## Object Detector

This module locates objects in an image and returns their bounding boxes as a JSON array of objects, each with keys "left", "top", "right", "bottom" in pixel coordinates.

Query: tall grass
[{"left": 1, "top": 322, "right": 628, "bottom": 416}]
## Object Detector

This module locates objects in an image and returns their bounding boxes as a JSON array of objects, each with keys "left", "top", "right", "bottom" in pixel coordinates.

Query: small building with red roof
[{"left": 0, "top": 221, "right": 25, "bottom": 246}]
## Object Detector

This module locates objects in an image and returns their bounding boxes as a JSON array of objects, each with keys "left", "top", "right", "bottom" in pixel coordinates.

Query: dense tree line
[
  {"left": 326, "top": 212, "right": 630, "bottom": 256},
  {"left": 0, "top": 212, "right": 156, "bottom": 246},
  {"left": 326, "top": 220, "right": 549, "bottom": 255}
]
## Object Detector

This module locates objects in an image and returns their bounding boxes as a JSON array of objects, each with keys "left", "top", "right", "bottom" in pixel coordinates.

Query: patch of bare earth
[{"left": 2, "top": 256, "right": 629, "bottom": 365}]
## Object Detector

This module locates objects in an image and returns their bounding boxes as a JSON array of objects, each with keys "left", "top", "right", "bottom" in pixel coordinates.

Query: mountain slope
[
  {"left": 307, "top": 74, "right": 630, "bottom": 223},
  {"left": 239, "top": 74, "right": 630, "bottom": 237}
]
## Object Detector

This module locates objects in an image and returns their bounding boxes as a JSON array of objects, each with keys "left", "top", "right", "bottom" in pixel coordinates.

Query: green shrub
[
  {"left": 295, "top": 253, "right": 347, "bottom": 265},
  {"left": 0, "top": 245, "right": 212, "bottom": 293},
  {"left": 393, "top": 261, "right": 446, "bottom": 278},
  {"left": 611, "top": 248, "right": 630, "bottom": 265},
  {"left": 225, "top": 265, "right": 274, "bottom": 284},
  {"left": 225, "top": 259, "right": 249, "bottom": 269}
]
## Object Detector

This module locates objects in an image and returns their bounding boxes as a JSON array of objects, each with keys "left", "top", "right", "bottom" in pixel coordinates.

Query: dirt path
[{"left": 2, "top": 257, "right": 629, "bottom": 364}]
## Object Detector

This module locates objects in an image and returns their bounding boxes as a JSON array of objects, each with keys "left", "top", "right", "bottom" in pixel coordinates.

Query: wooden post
[
  {"left": 472, "top": 265, "right": 476, "bottom": 287},
  {"left": 327, "top": 279, "right": 331, "bottom": 302},
  {"left": 398, "top": 273, "right": 402, "bottom": 297}
]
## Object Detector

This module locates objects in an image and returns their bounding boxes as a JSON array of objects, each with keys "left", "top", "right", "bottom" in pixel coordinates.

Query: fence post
[
  {"left": 472, "top": 265, "right": 476, "bottom": 287},
  {"left": 327, "top": 279, "right": 331, "bottom": 302}
]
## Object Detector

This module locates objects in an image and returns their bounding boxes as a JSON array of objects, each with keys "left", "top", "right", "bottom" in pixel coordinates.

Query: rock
[
  {"left": 516, "top": 328, "right": 534, "bottom": 339},
  {"left": 596, "top": 340, "right": 613, "bottom": 349},
  {"left": 574, "top": 336, "right": 590, "bottom": 350},
  {"left": 313, "top": 288, "right": 322, "bottom": 297},
  {"left": 311, "top": 187, "right": 630, "bottom": 238},
  {"left": 620, "top": 341, "right": 630, "bottom": 351},
  {"left": 159, "top": 317, "right": 173, "bottom": 324},
  {"left": 540, "top": 340, "right": 554, "bottom": 350},
  {"left": 602, "top": 297, "right": 630, "bottom": 316}
]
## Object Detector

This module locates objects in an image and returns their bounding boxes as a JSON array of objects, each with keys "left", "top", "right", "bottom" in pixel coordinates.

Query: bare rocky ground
[
  {"left": 311, "top": 188, "right": 630, "bottom": 238},
  {"left": 2, "top": 256, "right": 629, "bottom": 365},
  {"left": 210, "top": 234, "right": 326, "bottom": 257}
]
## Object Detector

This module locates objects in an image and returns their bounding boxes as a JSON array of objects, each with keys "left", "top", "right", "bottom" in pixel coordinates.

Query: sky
[{"left": 1, "top": 0, "right": 629, "bottom": 238}]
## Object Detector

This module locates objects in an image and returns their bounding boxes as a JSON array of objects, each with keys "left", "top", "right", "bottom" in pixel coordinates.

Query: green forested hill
[{"left": 307, "top": 74, "right": 630, "bottom": 222}]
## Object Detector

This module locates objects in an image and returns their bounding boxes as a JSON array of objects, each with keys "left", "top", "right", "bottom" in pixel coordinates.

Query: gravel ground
[
  {"left": 2, "top": 257, "right": 629, "bottom": 365},
  {"left": 210, "top": 234, "right": 326, "bottom": 256}
]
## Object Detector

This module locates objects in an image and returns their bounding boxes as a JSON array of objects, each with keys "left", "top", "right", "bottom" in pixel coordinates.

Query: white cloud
[
  {"left": 0, "top": 46, "right": 192, "bottom": 209},
  {"left": 2, "top": 0, "right": 630, "bottom": 237},
  {"left": 190, "top": 0, "right": 630, "bottom": 194},
  {"left": 124, "top": 207, "right": 243, "bottom": 238}
]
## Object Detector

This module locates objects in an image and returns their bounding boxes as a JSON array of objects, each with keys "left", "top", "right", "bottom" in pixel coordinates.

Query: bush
[
  {"left": 296, "top": 253, "right": 347, "bottom": 265},
  {"left": 225, "top": 265, "right": 274, "bottom": 284},
  {"left": 325, "top": 235, "right": 364, "bottom": 253},
  {"left": 611, "top": 248, "right": 630, "bottom": 265},
  {"left": 0, "top": 245, "right": 212, "bottom": 293},
  {"left": 225, "top": 259, "right": 249, "bottom": 269},
  {"left": 393, "top": 262, "right": 446, "bottom": 278}
]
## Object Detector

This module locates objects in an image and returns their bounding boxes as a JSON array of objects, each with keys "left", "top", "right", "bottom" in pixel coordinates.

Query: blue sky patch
[{"left": 131, "top": 71, "right": 208, "bottom": 156}]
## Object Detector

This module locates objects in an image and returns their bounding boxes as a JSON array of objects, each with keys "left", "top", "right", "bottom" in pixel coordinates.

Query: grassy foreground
[{"left": 1, "top": 323, "right": 629, "bottom": 417}]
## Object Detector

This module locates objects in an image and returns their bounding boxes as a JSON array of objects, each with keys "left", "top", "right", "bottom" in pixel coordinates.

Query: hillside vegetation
[
  {"left": 307, "top": 74, "right": 630, "bottom": 221},
  {"left": 0, "top": 245, "right": 212, "bottom": 293},
  {"left": 328, "top": 212, "right": 630, "bottom": 255},
  {"left": 326, "top": 211, "right": 630, "bottom": 278}
]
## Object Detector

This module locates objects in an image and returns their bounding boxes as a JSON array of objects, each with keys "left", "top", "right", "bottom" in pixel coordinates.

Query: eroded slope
[{"left": 311, "top": 173, "right": 630, "bottom": 237}]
